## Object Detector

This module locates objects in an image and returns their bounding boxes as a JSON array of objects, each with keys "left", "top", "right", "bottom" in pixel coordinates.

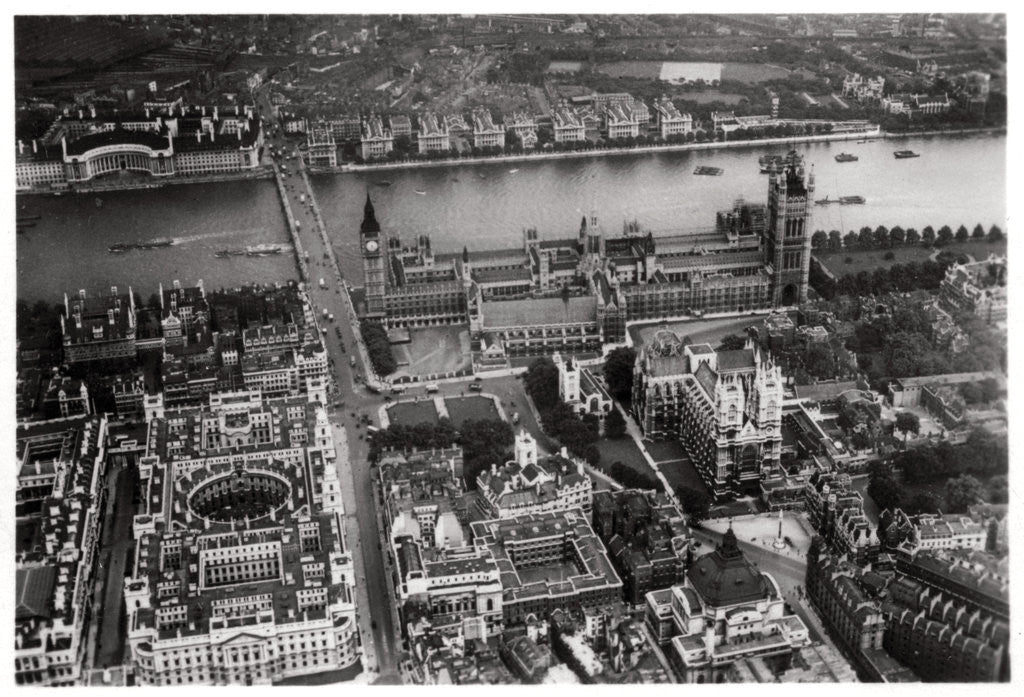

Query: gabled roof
[{"left": 16, "top": 566, "right": 56, "bottom": 620}]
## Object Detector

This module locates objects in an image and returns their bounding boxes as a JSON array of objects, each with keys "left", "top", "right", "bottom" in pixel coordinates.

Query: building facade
[{"left": 633, "top": 334, "right": 783, "bottom": 500}]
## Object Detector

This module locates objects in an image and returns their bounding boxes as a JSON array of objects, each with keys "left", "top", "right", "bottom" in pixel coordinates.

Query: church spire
[
  {"left": 360, "top": 193, "right": 380, "bottom": 235},
  {"left": 462, "top": 246, "right": 469, "bottom": 263}
]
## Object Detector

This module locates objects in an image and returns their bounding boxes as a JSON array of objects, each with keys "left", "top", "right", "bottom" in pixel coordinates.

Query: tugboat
[
  {"left": 840, "top": 196, "right": 866, "bottom": 205},
  {"left": 834, "top": 152, "right": 858, "bottom": 162},
  {"left": 136, "top": 237, "right": 174, "bottom": 249},
  {"left": 108, "top": 243, "right": 131, "bottom": 253},
  {"left": 246, "top": 244, "right": 283, "bottom": 256},
  {"left": 893, "top": 150, "right": 920, "bottom": 159},
  {"left": 414, "top": 190, "right": 426, "bottom": 195},
  {"left": 814, "top": 196, "right": 836, "bottom": 206},
  {"left": 694, "top": 166, "right": 723, "bottom": 176}
]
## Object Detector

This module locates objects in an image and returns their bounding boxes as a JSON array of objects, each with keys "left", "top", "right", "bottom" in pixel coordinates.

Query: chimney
[
  {"left": 18, "top": 140, "right": 24, "bottom": 155},
  {"left": 78, "top": 109, "right": 83, "bottom": 119},
  {"left": 108, "top": 310, "right": 115, "bottom": 325},
  {"left": 237, "top": 128, "right": 242, "bottom": 141},
  {"left": 214, "top": 106, "right": 219, "bottom": 120},
  {"left": 146, "top": 108, "right": 150, "bottom": 118},
  {"left": 32, "top": 139, "right": 38, "bottom": 154},
  {"left": 90, "top": 105, "right": 96, "bottom": 118},
  {"left": 79, "top": 289, "right": 86, "bottom": 300},
  {"left": 196, "top": 130, "right": 201, "bottom": 143},
  {"left": 111, "top": 285, "right": 117, "bottom": 296}
]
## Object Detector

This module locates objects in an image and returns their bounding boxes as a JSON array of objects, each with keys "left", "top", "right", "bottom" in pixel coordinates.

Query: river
[{"left": 16, "top": 133, "right": 1006, "bottom": 302}]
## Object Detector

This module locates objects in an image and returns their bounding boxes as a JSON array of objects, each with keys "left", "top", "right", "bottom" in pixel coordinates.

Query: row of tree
[
  {"left": 359, "top": 320, "right": 397, "bottom": 376},
  {"left": 812, "top": 259, "right": 951, "bottom": 300},
  {"left": 811, "top": 223, "right": 1004, "bottom": 253}
]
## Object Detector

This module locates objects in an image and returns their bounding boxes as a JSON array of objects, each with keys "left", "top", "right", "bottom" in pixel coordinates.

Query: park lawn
[
  {"left": 445, "top": 396, "right": 501, "bottom": 428},
  {"left": 659, "top": 458, "right": 711, "bottom": 497},
  {"left": 386, "top": 399, "right": 439, "bottom": 428},
  {"left": 645, "top": 440, "right": 688, "bottom": 464},
  {"left": 815, "top": 239, "right": 1007, "bottom": 278},
  {"left": 596, "top": 436, "right": 659, "bottom": 485},
  {"left": 596, "top": 61, "right": 662, "bottom": 79},
  {"left": 721, "top": 62, "right": 791, "bottom": 83}
]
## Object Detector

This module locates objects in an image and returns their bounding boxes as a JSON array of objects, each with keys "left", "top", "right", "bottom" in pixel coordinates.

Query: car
[{"left": 371, "top": 621, "right": 378, "bottom": 630}]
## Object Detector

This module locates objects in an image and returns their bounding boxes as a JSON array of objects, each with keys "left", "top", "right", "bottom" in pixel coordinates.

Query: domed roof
[{"left": 686, "top": 527, "right": 774, "bottom": 607}]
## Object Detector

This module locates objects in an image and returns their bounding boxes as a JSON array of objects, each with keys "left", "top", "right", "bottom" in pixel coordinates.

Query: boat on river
[
  {"left": 815, "top": 196, "right": 836, "bottom": 206},
  {"left": 246, "top": 244, "right": 283, "bottom": 256},
  {"left": 894, "top": 150, "right": 920, "bottom": 159},
  {"left": 694, "top": 166, "right": 723, "bottom": 176},
  {"left": 136, "top": 237, "right": 174, "bottom": 249},
  {"left": 834, "top": 153, "right": 858, "bottom": 162},
  {"left": 840, "top": 196, "right": 866, "bottom": 205}
]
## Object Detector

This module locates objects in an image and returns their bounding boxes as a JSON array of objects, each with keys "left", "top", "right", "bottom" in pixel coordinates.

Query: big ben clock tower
[{"left": 360, "top": 194, "right": 387, "bottom": 317}]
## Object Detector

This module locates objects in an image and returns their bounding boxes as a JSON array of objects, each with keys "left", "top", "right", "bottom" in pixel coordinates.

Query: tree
[
  {"left": 717, "top": 334, "right": 747, "bottom": 351},
  {"left": 843, "top": 231, "right": 859, "bottom": 250},
  {"left": 988, "top": 225, "right": 1004, "bottom": 242},
  {"left": 936, "top": 225, "right": 954, "bottom": 247},
  {"left": 811, "top": 230, "right": 829, "bottom": 250},
  {"left": 921, "top": 226, "right": 936, "bottom": 246},
  {"left": 873, "top": 225, "right": 890, "bottom": 248},
  {"left": 803, "top": 343, "right": 837, "bottom": 379},
  {"left": 987, "top": 475, "right": 1009, "bottom": 504},
  {"left": 603, "top": 347, "right": 637, "bottom": 403},
  {"left": 904, "top": 492, "right": 942, "bottom": 515},
  {"left": 604, "top": 408, "right": 627, "bottom": 439},
  {"left": 945, "top": 474, "right": 984, "bottom": 513},
  {"left": 858, "top": 226, "right": 875, "bottom": 249},
  {"left": 959, "top": 382, "right": 984, "bottom": 405},
  {"left": 359, "top": 320, "right": 397, "bottom": 376},
  {"left": 955, "top": 224, "right": 969, "bottom": 243},
  {"left": 889, "top": 226, "right": 906, "bottom": 246},
  {"left": 525, "top": 357, "right": 560, "bottom": 410},
  {"left": 894, "top": 411, "right": 921, "bottom": 441},
  {"left": 868, "top": 469, "right": 902, "bottom": 513},
  {"left": 677, "top": 486, "right": 712, "bottom": 525},
  {"left": 972, "top": 223, "right": 986, "bottom": 240},
  {"left": 828, "top": 230, "right": 843, "bottom": 251},
  {"left": 905, "top": 227, "right": 920, "bottom": 245}
]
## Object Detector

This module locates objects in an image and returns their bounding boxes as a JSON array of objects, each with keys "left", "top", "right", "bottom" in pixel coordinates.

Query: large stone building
[
  {"left": 475, "top": 431, "right": 593, "bottom": 519},
  {"left": 15, "top": 416, "right": 108, "bottom": 685},
  {"left": 633, "top": 334, "right": 783, "bottom": 499},
  {"left": 646, "top": 528, "right": 810, "bottom": 682},
  {"left": 357, "top": 161, "right": 814, "bottom": 341},
  {"left": 938, "top": 253, "right": 1007, "bottom": 323},
  {"left": 469, "top": 510, "right": 623, "bottom": 626},
  {"left": 123, "top": 394, "right": 359, "bottom": 685},
  {"left": 17, "top": 104, "right": 263, "bottom": 190},
  {"left": 61, "top": 287, "right": 137, "bottom": 363}
]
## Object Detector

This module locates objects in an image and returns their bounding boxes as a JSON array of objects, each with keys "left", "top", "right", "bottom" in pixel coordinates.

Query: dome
[{"left": 686, "top": 527, "right": 774, "bottom": 607}]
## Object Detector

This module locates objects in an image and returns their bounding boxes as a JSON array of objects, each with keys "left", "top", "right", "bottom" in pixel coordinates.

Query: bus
[
  {"left": 425, "top": 383, "right": 439, "bottom": 394},
  {"left": 391, "top": 385, "right": 407, "bottom": 395}
]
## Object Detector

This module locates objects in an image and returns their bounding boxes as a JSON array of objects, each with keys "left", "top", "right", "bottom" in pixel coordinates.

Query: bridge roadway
[{"left": 267, "top": 121, "right": 402, "bottom": 683}]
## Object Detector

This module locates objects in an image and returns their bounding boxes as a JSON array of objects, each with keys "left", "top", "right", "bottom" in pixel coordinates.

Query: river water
[{"left": 16, "top": 134, "right": 1006, "bottom": 302}]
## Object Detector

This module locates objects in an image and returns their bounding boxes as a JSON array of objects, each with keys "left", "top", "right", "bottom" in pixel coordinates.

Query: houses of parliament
[{"left": 356, "top": 161, "right": 815, "bottom": 352}]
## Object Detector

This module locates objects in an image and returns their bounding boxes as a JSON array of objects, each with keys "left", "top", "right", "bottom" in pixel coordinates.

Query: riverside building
[
  {"left": 356, "top": 161, "right": 813, "bottom": 342},
  {"left": 16, "top": 104, "right": 263, "bottom": 190},
  {"left": 417, "top": 112, "right": 450, "bottom": 153},
  {"left": 472, "top": 108, "right": 505, "bottom": 149},
  {"left": 653, "top": 97, "right": 693, "bottom": 138},
  {"left": 123, "top": 393, "right": 359, "bottom": 685},
  {"left": 360, "top": 115, "right": 394, "bottom": 161}
]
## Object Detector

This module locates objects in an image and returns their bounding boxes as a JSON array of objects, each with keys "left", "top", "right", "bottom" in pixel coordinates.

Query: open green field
[
  {"left": 445, "top": 396, "right": 502, "bottom": 427},
  {"left": 815, "top": 239, "right": 1006, "bottom": 278},
  {"left": 597, "top": 436, "right": 650, "bottom": 473},
  {"left": 721, "top": 62, "right": 791, "bottom": 83},
  {"left": 678, "top": 90, "right": 747, "bottom": 105},
  {"left": 385, "top": 399, "right": 439, "bottom": 427}
]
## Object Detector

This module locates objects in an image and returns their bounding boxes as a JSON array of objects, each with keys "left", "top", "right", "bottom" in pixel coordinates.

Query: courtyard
[
  {"left": 391, "top": 325, "right": 471, "bottom": 379},
  {"left": 444, "top": 395, "right": 502, "bottom": 428},
  {"left": 384, "top": 399, "right": 440, "bottom": 428}
]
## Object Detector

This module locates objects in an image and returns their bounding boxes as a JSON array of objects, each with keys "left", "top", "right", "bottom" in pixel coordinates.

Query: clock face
[{"left": 365, "top": 240, "right": 379, "bottom": 253}]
